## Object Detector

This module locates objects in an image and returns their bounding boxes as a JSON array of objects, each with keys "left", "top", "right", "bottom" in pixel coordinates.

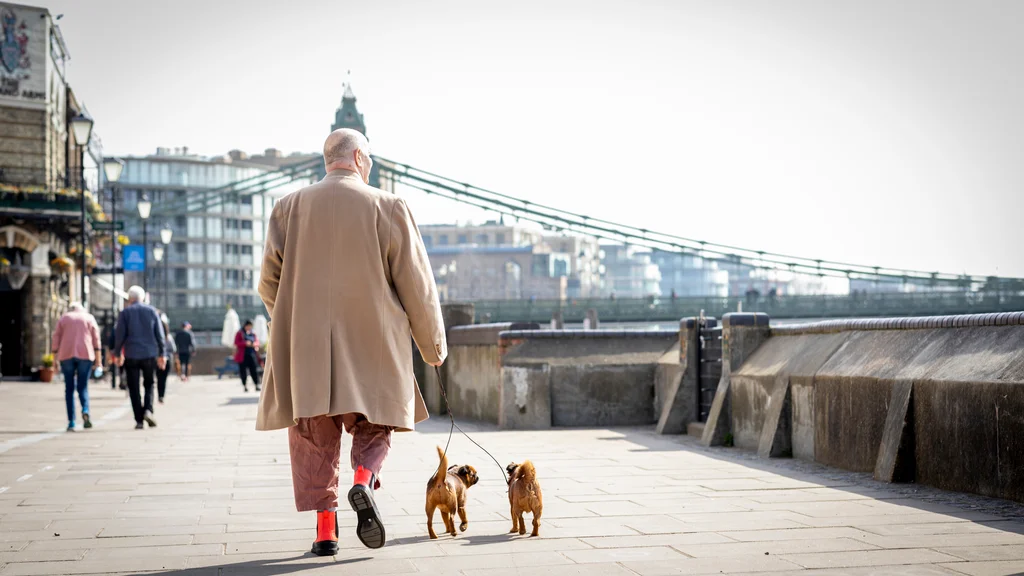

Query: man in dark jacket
[
  {"left": 114, "top": 286, "right": 166, "bottom": 429},
  {"left": 175, "top": 322, "right": 197, "bottom": 381}
]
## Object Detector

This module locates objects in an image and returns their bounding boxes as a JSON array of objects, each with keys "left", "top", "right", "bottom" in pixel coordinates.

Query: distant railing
[
  {"left": 164, "top": 306, "right": 267, "bottom": 333},
  {"left": 165, "top": 292, "right": 1024, "bottom": 331},
  {"left": 467, "top": 292, "right": 1024, "bottom": 324}
]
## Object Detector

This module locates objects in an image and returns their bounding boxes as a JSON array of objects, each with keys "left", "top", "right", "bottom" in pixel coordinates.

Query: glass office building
[{"left": 113, "top": 148, "right": 310, "bottom": 320}]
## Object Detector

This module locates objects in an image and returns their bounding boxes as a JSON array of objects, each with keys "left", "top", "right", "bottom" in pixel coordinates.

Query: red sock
[
  {"left": 353, "top": 466, "right": 380, "bottom": 490},
  {"left": 316, "top": 510, "right": 337, "bottom": 542}
]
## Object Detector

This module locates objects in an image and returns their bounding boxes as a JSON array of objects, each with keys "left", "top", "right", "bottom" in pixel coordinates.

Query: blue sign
[{"left": 123, "top": 245, "right": 146, "bottom": 272}]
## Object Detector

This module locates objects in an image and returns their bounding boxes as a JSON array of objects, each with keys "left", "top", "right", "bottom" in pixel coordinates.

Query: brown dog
[
  {"left": 425, "top": 446, "right": 479, "bottom": 539},
  {"left": 506, "top": 461, "right": 543, "bottom": 536}
]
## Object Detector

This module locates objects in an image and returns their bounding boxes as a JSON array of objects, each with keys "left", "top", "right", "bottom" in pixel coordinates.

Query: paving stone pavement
[{"left": 1, "top": 375, "right": 1023, "bottom": 575}]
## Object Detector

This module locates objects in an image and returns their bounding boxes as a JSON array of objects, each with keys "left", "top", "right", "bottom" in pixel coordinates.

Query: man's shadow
[{"left": 136, "top": 554, "right": 369, "bottom": 576}]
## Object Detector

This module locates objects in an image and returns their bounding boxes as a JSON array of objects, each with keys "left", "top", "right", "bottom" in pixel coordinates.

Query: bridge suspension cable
[
  {"left": 151, "top": 153, "right": 1020, "bottom": 289},
  {"left": 373, "top": 157, "right": 1017, "bottom": 288}
]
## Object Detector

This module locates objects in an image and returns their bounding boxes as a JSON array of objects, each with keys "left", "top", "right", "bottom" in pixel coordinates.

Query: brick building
[{"left": 0, "top": 2, "right": 105, "bottom": 377}]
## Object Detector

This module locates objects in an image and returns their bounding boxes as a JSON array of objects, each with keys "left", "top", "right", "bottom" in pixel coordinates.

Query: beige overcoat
[{"left": 255, "top": 169, "right": 446, "bottom": 432}]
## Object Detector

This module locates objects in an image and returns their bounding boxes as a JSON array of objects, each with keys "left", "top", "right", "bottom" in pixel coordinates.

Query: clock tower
[
  {"left": 330, "top": 73, "right": 386, "bottom": 190},
  {"left": 332, "top": 74, "right": 367, "bottom": 134}
]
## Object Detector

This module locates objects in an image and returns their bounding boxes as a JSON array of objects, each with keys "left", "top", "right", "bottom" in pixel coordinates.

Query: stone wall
[
  {"left": 499, "top": 330, "right": 678, "bottom": 429},
  {"left": 711, "top": 312, "right": 1024, "bottom": 503},
  {"left": 0, "top": 106, "right": 48, "bottom": 182},
  {"left": 440, "top": 322, "right": 539, "bottom": 423}
]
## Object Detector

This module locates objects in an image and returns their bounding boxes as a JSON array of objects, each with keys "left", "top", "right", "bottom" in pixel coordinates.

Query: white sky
[{"left": 24, "top": 0, "right": 1024, "bottom": 277}]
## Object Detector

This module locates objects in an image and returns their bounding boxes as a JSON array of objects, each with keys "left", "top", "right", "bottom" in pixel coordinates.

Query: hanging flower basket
[{"left": 50, "top": 256, "right": 74, "bottom": 274}]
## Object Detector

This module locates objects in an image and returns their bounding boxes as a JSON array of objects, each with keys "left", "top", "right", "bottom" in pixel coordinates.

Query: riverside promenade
[{"left": 1, "top": 377, "right": 1023, "bottom": 575}]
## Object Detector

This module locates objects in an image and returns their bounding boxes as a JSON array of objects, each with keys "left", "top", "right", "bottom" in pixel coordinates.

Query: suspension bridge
[{"left": 150, "top": 155, "right": 1024, "bottom": 331}]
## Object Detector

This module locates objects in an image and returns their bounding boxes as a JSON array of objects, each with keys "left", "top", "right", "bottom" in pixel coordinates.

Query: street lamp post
[
  {"left": 70, "top": 112, "right": 94, "bottom": 308},
  {"left": 137, "top": 194, "right": 152, "bottom": 292},
  {"left": 152, "top": 244, "right": 165, "bottom": 309},
  {"left": 160, "top": 224, "right": 173, "bottom": 310},
  {"left": 103, "top": 157, "right": 124, "bottom": 391}
]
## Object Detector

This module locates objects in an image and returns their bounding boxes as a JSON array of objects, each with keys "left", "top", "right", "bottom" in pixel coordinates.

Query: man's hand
[
  {"left": 157, "top": 357, "right": 167, "bottom": 371},
  {"left": 115, "top": 355, "right": 124, "bottom": 367}
]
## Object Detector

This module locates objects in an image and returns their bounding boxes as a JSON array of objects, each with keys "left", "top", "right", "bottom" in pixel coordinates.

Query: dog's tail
[
  {"left": 515, "top": 460, "right": 537, "bottom": 484},
  {"left": 432, "top": 446, "right": 448, "bottom": 488}
]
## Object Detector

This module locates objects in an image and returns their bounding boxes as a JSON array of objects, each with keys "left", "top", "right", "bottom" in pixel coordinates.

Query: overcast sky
[{"left": 24, "top": 0, "right": 1024, "bottom": 277}]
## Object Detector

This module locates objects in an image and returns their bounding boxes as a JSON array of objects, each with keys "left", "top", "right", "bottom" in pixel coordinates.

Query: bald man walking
[{"left": 256, "top": 129, "right": 446, "bottom": 553}]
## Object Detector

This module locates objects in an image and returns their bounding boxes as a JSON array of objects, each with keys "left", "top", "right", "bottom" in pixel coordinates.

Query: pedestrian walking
[
  {"left": 255, "top": 129, "right": 446, "bottom": 553},
  {"left": 157, "top": 318, "right": 176, "bottom": 403},
  {"left": 234, "top": 320, "right": 261, "bottom": 393},
  {"left": 175, "top": 321, "right": 196, "bottom": 381},
  {"left": 113, "top": 286, "right": 166, "bottom": 430},
  {"left": 51, "top": 303, "right": 102, "bottom": 432}
]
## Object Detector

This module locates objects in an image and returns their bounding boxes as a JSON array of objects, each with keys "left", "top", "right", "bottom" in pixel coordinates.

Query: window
[
  {"left": 457, "top": 234, "right": 468, "bottom": 244},
  {"left": 174, "top": 268, "right": 187, "bottom": 288},
  {"left": 532, "top": 254, "right": 550, "bottom": 277},
  {"left": 206, "top": 218, "right": 222, "bottom": 238},
  {"left": 187, "top": 217, "right": 204, "bottom": 238},
  {"left": 438, "top": 235, "right": 449, "bottom": 246},
  {"left": 496, "top": 233, "right": 505, "bottom": 245},
  {"left": 475, "top": 234, "right": 489, "bottom": 245},
  {"left": 207, "top": 242, "right": 222, "bottom": 264},
  {"left": 187, "top": 293, "right": 205, "bottom": 307},
  {"left": 188, "top": 243, "right": 205, "bottom": 264},
  {"left": 241, "top": 220, "right": 252, "bottom": 230},
  {"left": 207, "top": 293, "right": 224, "bottom": 307},
  {"left": 206, "top": 268, "right": 222, "bottom": 289},
  {"left": 552, "top": 256, "right": 570, "bottom": 278},
  {"left": 175, "top": 293, "right": 187, "bottom": 307},
  {"left": 422, "top": 235, "right": 433, "bottom": 248},
  {"left": 188, "top": 268, "right": 205, "bottom": 289}
]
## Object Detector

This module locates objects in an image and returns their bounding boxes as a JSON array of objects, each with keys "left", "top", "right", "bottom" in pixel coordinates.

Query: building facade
[
  {"left": 0, "top": 2, "right": 105, "bottom": 376},
  {"left": 601, "top": 244, "right": 662, "bottom": 299},
  {"left": 419, "top": 222, "right": 602, "bottom": 301},
  {"left": 650, "top": 250, "right": 729, "bottom": 297},
  {"left": 113, "top": 149, "right": 309, "bottom": 321}
]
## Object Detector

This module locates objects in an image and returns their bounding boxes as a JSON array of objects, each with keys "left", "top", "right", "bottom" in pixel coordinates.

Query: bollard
[
  {"left": 551, "top": 311, "right": 564, "bottom": 330},
  {"left": 584, "top": 308, "right": 599, "bottom": 330}
]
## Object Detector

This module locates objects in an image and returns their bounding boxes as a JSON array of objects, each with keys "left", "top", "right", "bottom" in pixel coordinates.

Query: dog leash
[{"left": 433, "top": 365, "right": 510, "bottom": 486}]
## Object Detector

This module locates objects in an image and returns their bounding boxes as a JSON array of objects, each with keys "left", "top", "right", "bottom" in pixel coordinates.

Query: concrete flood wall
[
  {"left": 498, "top": 330, "right": 679, "bottom": 429},
  {"left": 713, "top": 312, "right": 1024, "bottom": 503},
  {"left": 433, "top": 322, "right": 541, "bottom": 423}
]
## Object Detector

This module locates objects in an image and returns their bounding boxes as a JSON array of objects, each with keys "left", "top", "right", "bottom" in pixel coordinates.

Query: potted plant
[{"left": 40, "top": 353, "right": 55, "bottom": 383}]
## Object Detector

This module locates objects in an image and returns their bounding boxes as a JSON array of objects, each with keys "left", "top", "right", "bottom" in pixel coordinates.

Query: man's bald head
[
  {"left": 324, "top": 129, "right": 374, "bottom": 184},
  {"left": 324, "top": 129, "right": 369, "bottom": 165}
]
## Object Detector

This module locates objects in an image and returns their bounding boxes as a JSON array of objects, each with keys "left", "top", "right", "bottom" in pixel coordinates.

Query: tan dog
[
  {"left": 425, "top": 446, "right": 479, "bottom": 539},
  {"left": 506, "top": 461, "right": 543, "bottom": 536}
]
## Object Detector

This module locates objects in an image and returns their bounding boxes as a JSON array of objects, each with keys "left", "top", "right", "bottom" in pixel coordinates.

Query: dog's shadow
[{"left": 399, "top": 532, "right": 532, "bottom": 547}]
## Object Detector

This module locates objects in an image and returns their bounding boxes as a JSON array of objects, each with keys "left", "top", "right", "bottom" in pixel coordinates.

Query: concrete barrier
[
  {"left": 439, "top": 322, "right": 540, "bottom": 423},
  {"left": 190, "top": 346, "right": 235, "bottom": 376},
  {"left": 498, "top": 329, "right": 678, "bottom": 429},
  {"left": 723, "top": 311, "right": 1024, "bottom": 503}
]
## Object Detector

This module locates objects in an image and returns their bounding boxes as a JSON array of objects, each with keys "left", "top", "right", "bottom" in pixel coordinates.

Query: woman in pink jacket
[
  {"left": 52, "top": 303, "right": 102, "bottom": 431},
  {"left": 234, "top": 319, "right": 261, "bottom": 393}
]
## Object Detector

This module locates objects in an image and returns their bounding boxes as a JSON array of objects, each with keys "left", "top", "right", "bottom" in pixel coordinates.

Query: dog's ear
[{"left": 458, "top": 465, "right": 479, "bottom": 486}]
